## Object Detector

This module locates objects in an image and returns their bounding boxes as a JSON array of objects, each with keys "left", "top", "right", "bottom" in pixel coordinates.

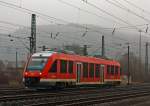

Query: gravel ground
[{"left": 93, "top": 95, "right": 150, "bottom": 106}]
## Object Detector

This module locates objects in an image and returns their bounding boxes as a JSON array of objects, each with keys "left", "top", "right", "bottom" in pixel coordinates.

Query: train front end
[{"left": 23, "top": 51, "right": 52, "bottom": 88}]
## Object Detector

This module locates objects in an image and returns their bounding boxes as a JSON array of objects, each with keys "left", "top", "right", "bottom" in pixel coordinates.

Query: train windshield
[{"left": 27, "top": 57, "right": 48, "bottom": 71}]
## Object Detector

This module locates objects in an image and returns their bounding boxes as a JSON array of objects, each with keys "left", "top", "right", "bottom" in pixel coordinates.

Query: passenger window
[
  {"left": 89, "top": 63, "right": 94, "bottom": 78},
  {"left": 60, "top": 60, "right": 67, "bottom": 73},
  {"left": 95, "top": 64, "right": 100, "bottom": 77},
  {"left": 111, "top": 66, "right": 114, "bottom": 75},
  {"left": 50, "top": 60, "right": 57, "bottom": 73},
  {"left": 68, "top": 61, "right": 73, "bottom": 74},
  {"left": 83, "top": 63, "right": 88, "bottom": 78},
  {"left": 107, "top": 65, "right": 111, "bottom": 74},
  {"left": 115, "top": 66, "right": 118, "bottom": 75}
]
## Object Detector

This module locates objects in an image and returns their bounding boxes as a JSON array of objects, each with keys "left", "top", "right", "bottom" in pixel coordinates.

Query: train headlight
[
  {"left": 25, "top": 72, "right": 28, "bottom": 75},
  {"left": 39, "top": 72, "right": 42, "bottom": 75}
]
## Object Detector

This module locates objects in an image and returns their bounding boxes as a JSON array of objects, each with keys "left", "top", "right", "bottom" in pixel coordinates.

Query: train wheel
[{"left": 56, "top": 82, "right": 65, "bottom": 89}]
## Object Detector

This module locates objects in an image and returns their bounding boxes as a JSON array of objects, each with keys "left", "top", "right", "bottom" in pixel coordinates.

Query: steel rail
[
  {"left": 1, "top": 84, "right": 150, "bottom": 105},
  {"left": 29, "top": 89, "right": 150, "bottom": 106}
]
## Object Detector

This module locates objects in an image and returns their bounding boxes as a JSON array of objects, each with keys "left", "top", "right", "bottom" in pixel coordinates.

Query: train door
[
  {"left": 76, "top": 63, "right": 82, "bottom": 83},
  {"left": 100, "top": 65, "right": 105, "bottom": 83}
]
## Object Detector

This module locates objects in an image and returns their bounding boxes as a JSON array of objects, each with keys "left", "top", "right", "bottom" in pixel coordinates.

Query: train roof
[
  {"left": 32, "top": 51, "right": 56, "bottom": 57},
  {"left": 32, "top": 50, "right": 120, "bottom": 66}
]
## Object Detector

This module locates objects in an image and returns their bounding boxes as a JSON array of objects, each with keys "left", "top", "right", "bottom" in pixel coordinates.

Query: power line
[
  {"left": 1, "top": 0, "right": 138, "bottom": 46},
  {"left": 81, "top": 0, "right": 150, "bottom": 39},
  {"left": 0, "top": 0, "right": 68, "bottom": 24},
  {"left": 107, "top": 0, "right": 150, "bottom": 24},
  {"left": 0, "top": 19, "right": 129, "bottom": 46},
  {"left": 58, "top": 0, "right": 124, "bottom": 26},
  {"left": 0, "top": 26, "right": 99, "bottom": 47},
  {"left": 0, "top": 20, "right": 58, "bottom": 37},
  {"left": 0, "top": 21, "right": 87, "bottom": 40},
  {"left": 0, "top": 33, "right": 28, "bottom": 40},
  {"left": 81, "top": 0, "right": 139, "bottom": 30},
  {"left": 123, "top": 0, "right": 150, "bottom": 16},
  {"left": 0, "top": 0, "right": 129, "bottom": 42},
  {"left": 0, "top": 0, "right": 135, "bottom": 45},
  {"left": 0, "top": 28, "right": 91, "bottom": 45},
  {"left": 114, "top": 24, "right": 148, "bottom": 29},
  {"left": 0, "top": 27, "right": 135, "bottom": 59},
  {"left": 105, "top": 0, "right": 150, "bottom": 36},
  {"left": 0, "top": 20, "right": 28, "bottom": 28},
  {"left": 0, "top": 0, "right": 148, "bottom": 46},
  {"left": 36, "top": 23, "right": 149, "bottom": 31},
  {"left": 57, "top": 0, "right": 150, "bottom": 31},
  {"left": 0, "top": 33, "right": 30, "bottom": 52}
]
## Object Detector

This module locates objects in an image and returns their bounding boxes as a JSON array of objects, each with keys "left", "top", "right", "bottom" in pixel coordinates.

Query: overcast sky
[
  {"left": 0, "top": 0, "right": 150, "bottom": 61},
  {"left": 0, "top": 0, "right": 150, "bottom": 27}
]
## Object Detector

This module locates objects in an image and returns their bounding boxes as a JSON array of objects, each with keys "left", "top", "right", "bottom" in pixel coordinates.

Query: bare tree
[
  {"left": 119, "top": 53, "right": 148, "bottom": 82},
  {"left": 0, "top": 60, "right": 5, "bottom": 71}
]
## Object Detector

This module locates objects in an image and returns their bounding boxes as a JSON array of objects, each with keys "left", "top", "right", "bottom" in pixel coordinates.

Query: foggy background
[
  {"left": 0, "top": 0, "right": 150, "bottom": 62},
  {"left": 1, "top": 0, "right": 150, "bottom": 85}
]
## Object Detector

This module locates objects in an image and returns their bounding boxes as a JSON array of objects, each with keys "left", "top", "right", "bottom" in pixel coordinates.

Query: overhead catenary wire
[
  {"left": 0, "top": 33, "right": 30, "bottom": 52},
  {"left": 0, "top": 19, "right": 129, "bottom": 46},
  {"left": 0, "top": 0, "right": 68, "bottom": 24},
  {"left": 0, "top": 32, "right": 29, "bottom": 40},
  {"left": 0, "top": 0, "right": 148, "bottom": 37},
  {"left": 0, "top": 24, "right": 135, "bottom": 58},
  {"left": 0, "top": 21, "right": 131, "bottom": 48},
  {"left": 0, "top": 26, "right": 90, "bottom": 45},
  {"left": 105, "top": 0, "right": 150, "bottom": 35},
  {"left": 81, "top": 0, "right": 150, "bottom": 39},
  {"left": 57, "top": 0, "right": 150, "bottom": 32},
  {"left": 81, "top": 0, "right": 139, "bottom": 30},
  {"left": 2, "top": 28, "right": 129, "bottom": 52},
  {"left": 1, "top": 0, "right": 147, "bottom": 50},
  {"left": 0, "top": 26, "right": 101, "bottom": 47},
  {"left": 0, "top": 1, "right": 94, "bottom": 32},
  {"left": 0, "top": 1, "right": 140, "bottom": 47},
  {"left": 106, "top": 0, "right": 150, "bottom": 24},
  {"left": 0, "top": 21, "right": 80, "bottom": 38},
  {"left": 123, "top": 0, "right": 150, "bottom": 16},
  {"left": 81, "top": 0, "right": 150, "bottom": 41},
  {"left": 0, "top": 0, "right": 129, "bottom": 42},
  {"left": 57, "top": 0, "right": 124, "bottom": 26},
  {"left": 0, "top": 19, "right": 146, "bottom": 49},
  {"left": 0, "top": 0, "right": 146, "bottom": 58}
]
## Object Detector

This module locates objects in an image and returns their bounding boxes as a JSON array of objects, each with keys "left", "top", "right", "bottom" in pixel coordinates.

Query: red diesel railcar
[{"left": 23, "top": 50, "right": 121, "bottom": 88}]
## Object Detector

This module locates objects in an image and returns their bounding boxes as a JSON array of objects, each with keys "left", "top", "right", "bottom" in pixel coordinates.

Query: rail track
[
  {"left": 0, "top": 88, "right": 35, "bottom": 96},
  {"left": 1, "top": 83, "right": 150, "bottom": 106},
  {"left": 31, "top": 89, "right": 150, "bottom": 106},
  {"left": 0, "top": 83, "right": 148, "bottom": 96}
]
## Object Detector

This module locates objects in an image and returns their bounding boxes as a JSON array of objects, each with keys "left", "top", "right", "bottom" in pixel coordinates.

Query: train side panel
[{"left": 23, "top": 51, "right": 121, "bottom": 88}]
